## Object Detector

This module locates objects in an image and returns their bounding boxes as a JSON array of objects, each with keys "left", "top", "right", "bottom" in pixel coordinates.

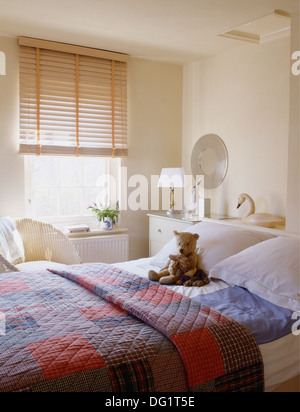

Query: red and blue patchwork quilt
[{"left": 0, "top": 264, "right": 264, "bottom": 392}]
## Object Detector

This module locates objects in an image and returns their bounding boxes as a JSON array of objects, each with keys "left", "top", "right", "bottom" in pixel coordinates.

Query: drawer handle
[{"left": 157, "top": 229, "right": 162, "bottom": 233}]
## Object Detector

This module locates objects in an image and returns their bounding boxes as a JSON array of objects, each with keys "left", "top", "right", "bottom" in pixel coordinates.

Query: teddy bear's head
[{"left": 174, "top": 231, "right": 199, "bottom": 256}]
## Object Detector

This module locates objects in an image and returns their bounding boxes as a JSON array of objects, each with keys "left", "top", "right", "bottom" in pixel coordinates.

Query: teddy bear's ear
[
  {"left": 193, "top": 233, "right": 200, "bottom": 240},
  {"left": 173, "top": 230, "right": 179, "bottom": 236}
]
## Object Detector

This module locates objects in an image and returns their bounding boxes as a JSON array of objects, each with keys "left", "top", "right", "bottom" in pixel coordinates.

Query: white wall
[
  {"left": 0, "top": 36, "right": 25, "bottom": 217},
  {"left": 127, "top": 58, "right": 182, "bottom": 259},
  {"left": 182, "top": 35, "right": 291, "bottom": 220},
  {"left": 286, "top": 1, "right": 300, "bottom": 233}
]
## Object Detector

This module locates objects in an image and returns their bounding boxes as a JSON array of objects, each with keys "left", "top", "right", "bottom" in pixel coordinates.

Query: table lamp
[{"left": 158, "top": 168, "right": 185, "bottom": 214}]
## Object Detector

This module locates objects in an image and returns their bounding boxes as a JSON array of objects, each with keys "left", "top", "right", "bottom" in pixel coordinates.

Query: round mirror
[
  {"left": 200, "top": 148, "right": 218, "bottom": 176},
  {"left": 191, "top": 134, "right": 228, "bottom": 189}
]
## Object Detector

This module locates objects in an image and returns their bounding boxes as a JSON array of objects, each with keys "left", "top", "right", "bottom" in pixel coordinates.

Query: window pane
[
  {"left": 33, "top": 157, "right": 58, "bottom": 187},
  {"left": 59, "top": 157, "right": 83, "bottom": 187},
  {"left": 34, "top": 188, "right": 59, "bottom": 217},
  {"left": 59, "top": 188, "right": 82, "bottom": 216},
  {"left": 83, "top": 157, "right": 107, "bottom": 187},
  {"left": 83, "top": 187, "right": 103, "bottom": 214},
  {"left": 26, "top": 156, "right": 121, "bottom": 220}
]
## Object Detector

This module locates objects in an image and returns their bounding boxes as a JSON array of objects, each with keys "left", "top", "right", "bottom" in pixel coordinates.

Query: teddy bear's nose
[{"left": 180, "top": 248, "right": 184, "bottom": 254}]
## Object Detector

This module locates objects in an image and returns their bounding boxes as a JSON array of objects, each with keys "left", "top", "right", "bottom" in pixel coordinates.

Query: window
[
  {"left": 19, "top": 37, "right": 128, "bottom": 224},
  {"left": 25, "top": 156, "right": 122, "bottom": 224}
]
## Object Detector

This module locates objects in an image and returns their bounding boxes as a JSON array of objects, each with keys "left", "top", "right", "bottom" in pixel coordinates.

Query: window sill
[{"left": 65, "top": 227, "right": 128, "bottom": 239}]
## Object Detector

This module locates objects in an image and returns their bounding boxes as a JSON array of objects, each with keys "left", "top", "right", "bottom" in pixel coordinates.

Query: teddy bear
[
  {"left": 148, "top": 230, "right": 209, "bottom": 287},
  {"left": 177, "top": 267, "right": 210, "bottom": 287}
]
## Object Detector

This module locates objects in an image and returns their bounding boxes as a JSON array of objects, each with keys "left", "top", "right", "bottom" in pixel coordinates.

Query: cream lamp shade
[
  {"left": 158, "top": 168, "right": 185, "bottom": 188},
  {"left": 158, "top": 168, "right": 185, "bottom": 214}
]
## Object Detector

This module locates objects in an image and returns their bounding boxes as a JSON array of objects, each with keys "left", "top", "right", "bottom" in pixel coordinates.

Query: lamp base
[{"left": 166, "top": 209, "right": 180, "bottom": 215}]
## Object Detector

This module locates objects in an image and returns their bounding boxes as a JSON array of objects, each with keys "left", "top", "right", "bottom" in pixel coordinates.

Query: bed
[{"left": 0, "top": 221, "right": 299, "bottom": 392}]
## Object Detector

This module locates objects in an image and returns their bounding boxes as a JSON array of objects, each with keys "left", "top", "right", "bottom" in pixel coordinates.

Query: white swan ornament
[{"left": 237, "top": 193, "right": 285, "bottom": 228}]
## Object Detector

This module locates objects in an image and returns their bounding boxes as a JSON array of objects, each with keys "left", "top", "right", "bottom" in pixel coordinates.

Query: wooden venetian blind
[{"left": 19, "top": 37, "right": 128, "bottom": 157}]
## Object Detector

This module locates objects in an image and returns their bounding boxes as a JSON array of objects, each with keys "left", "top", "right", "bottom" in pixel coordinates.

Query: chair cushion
[{"left": 0, "top": 217, "right": 25, "bottom": 265}]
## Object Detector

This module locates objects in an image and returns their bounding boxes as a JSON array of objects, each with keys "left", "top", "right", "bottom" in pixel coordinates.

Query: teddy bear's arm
[
  {"left": 161, "top": 259, "right": 171, "bottom": 269},
  {"left": 169, "top": 254, "right": 180, "bottom": 261},
  {"left": 187, "top": 252, "right": 198, "bottom": 266}
]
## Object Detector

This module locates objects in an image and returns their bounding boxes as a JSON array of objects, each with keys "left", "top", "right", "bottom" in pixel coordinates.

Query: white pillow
[
  {"left": 150, "top": 222, "right": 274, "bottom": 274},
  {"left": 16, "top": 261, "right": 69, "bottom": 273},
  {"left": 150, "top": 237, "right": 177, "bottom": 268},
  {"left": 210, "top": 236, "right": 300, "bottom": 312}
]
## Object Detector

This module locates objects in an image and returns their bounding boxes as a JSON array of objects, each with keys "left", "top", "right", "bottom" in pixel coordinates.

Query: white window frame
[{"left": 24, "top": 156, "right": 124, "bottom": 228}]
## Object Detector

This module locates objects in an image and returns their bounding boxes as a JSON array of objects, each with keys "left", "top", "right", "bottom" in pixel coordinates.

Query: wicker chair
[{"left": 0, "top": 218, "right": 82, "bottom": 273}]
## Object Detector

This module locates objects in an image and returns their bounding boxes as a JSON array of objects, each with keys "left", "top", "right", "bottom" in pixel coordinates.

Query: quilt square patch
[
  {"left": 171, "top": 328, "right": 224, "bottom": 387},
  {"left": 5, "top": 314, "right": 39, "bottom": 333},
  {"left": 34, "top": 289, "right": 71, "bottom": 302},
  {"left": 28, "top": 334, "right": 106, "bottom": 381},
  {"left": 109, "top": 358, "right": 154, "bottom": 392},
  {"left": 135, "top": 284, "right": 184, "bottom": 306},
  {"left": 0, "top": 346, "right": 44, "bottom": 392},
  {"left": 79, "top": 305, "right": 127, "bottom": 321},
  {"left": 78, "top": 274, "right": 122, "bottom": 291},
  {"left": 0, "top": 279, "right": 31, "bottom": 295}
]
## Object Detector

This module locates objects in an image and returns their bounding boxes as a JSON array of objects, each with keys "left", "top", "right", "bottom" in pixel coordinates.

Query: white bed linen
[
  {"left": 116, "top": 257, "right": 230, "bottom": 298},
  {"left": 115, "top": 257, "right": 300, "bottom": 392}
]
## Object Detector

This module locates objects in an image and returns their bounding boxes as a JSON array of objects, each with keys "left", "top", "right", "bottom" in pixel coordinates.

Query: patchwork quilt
[{"left": 0, "top": 264, "right": 264, "bottom": 392}]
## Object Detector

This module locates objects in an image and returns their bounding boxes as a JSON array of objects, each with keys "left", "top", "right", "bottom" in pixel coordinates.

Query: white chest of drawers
[{"left": 148, "top": 213, "right": 201, "bottom": 257}]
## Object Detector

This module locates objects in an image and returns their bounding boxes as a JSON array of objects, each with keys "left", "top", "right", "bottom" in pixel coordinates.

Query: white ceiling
[{"left": 0, "top": 0, "right": 296, "bottom": 64}]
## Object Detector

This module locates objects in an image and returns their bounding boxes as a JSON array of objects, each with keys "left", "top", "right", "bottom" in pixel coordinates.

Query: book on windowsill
[{"left": 67, "top": 224, "right": 91, "bottom": 233}]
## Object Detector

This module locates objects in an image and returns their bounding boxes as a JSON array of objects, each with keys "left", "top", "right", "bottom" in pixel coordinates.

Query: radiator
[{"left": 70, "top": 234, "right": 129, "bottom": 264}]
